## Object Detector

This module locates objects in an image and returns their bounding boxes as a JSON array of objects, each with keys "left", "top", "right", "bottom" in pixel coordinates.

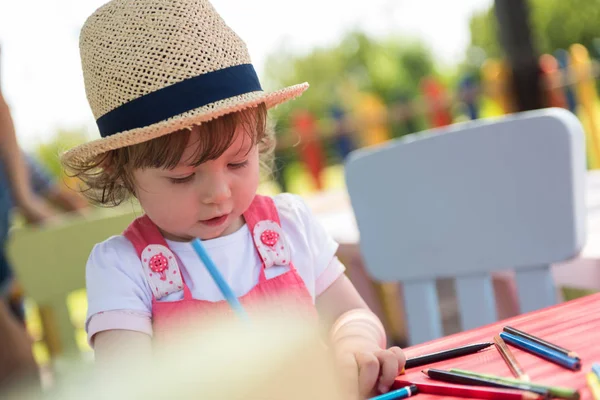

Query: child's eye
[
  {"left": 228, "top": 161, "right": 248, "bottom": 170},
  {"left": 169, "top": 174, "right": 194, "bottom": 184}
]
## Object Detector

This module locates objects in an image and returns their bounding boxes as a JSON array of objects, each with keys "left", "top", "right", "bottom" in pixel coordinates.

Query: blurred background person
[{"left": 0, "top": 84, "right": 88, "bottom": 321}]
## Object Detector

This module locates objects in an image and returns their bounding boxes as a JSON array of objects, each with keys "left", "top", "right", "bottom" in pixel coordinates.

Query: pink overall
[{"left": 123, "top": 195, "right": 317, "bottom": 342}]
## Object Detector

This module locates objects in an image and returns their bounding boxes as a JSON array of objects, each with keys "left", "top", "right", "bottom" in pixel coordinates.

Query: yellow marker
[
  {"left": 570, "top": 43, "right": 600, "bottom": 169},
  {"left": 355, "top": 92, "right": 390, "bottom": 147},
  {"left": 587, "top": 372, "right": 600, "bottom": 400},
  {"left": 481, "top": 59, "right": 512, "bottom": 115}
]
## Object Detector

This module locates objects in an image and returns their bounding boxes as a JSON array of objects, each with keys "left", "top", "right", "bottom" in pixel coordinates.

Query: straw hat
[{"left": 62, "top": 0, "right": 308, "bottom": 165}]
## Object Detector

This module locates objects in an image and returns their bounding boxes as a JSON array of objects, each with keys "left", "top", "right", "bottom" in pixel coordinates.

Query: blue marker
[
  {"left": 593, "top": 363, "right": 600, "bottom": 380},
  {"left": 367, "top": 384, "right": 418, "bottom": 400},
  {"left": 192, "top": 238, "right": 248, "bottom": 319},
  {"left": 499, "top": 332, "right": 580, "bottom": 371}
]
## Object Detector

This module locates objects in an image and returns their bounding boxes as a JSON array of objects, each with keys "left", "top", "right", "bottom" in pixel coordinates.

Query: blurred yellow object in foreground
[{"left": 5, "top": 304, "right": 344, "bottom": 400}]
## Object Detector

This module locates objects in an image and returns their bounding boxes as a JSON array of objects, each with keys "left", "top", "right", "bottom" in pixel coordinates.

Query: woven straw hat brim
[{"left": 61, "top": 82, "right": 308, "bottom": 165}]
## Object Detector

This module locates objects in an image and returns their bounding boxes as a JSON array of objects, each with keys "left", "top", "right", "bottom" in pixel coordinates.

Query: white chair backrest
[{"left": 345, "top": 108, "right": 587, "bottom": 345}]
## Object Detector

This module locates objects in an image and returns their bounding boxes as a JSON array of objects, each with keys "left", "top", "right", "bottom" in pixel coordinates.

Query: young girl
[{"left": 62, "top": 0, "right": 405, "bottom": 397}]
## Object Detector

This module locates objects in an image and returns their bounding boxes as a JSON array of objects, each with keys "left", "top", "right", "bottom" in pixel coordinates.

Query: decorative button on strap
[
  {"left": 253, "top": 220, "right": 290, "bottom": 268},
  {"left": 261, "top": 229, "right": 279, "bottom": 247},
  {"left": 149, "top": 253, "right": 169, "bottom": 280},
  {"left": 140, "top": 245, "right": 183, "bottom": 299}
]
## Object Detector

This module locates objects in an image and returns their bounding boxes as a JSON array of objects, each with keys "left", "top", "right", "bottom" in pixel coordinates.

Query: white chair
[{"left": 345, "top": 108, "right": 587, "bottom": 345}]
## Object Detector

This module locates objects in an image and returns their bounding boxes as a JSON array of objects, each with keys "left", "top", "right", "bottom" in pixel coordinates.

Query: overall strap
[
  {"left": 123, "top": 215, "right": 169, "bottom": 255},
  {"left": 243, "top": 195, "right": 292, "bottom": 282},
  {"left": 123, "top": 215, "right": 186, "bottom": 299},
  {"left": 243, "top": 195, "right": 282, "bottom": 229}
]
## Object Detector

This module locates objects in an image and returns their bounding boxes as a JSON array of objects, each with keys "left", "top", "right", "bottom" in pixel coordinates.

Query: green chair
[{"left": 6, "top": 208, "right": 139, "bottom": 367}]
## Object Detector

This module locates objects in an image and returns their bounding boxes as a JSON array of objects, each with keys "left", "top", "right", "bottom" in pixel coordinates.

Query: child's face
[{"left": 132, "top": 127, "right": 260, "bottom": 241}]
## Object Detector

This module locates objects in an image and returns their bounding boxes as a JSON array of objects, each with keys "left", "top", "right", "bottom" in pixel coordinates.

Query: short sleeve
[
  {"left": 274, "top": 194, "right": 344, "bottom": 297},
  {"left": 85, "top": 235, "right": 153, "bottom": 342}
]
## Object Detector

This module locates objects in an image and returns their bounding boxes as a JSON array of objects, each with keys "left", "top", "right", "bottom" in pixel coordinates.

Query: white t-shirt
[{"left": 85, "top": 193, "right": 345, "bottom": 344}]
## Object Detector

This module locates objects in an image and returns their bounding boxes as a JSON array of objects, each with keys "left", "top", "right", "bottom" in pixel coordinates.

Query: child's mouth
[{"left": 200, "top": 214, "right": 229, "bottom": 227}]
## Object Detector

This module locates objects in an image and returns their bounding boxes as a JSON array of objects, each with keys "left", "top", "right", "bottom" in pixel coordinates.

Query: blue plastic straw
[
  {"left": 367, "top": 385, "right": 418, "bottom": 400},
  {"left": 593, "top": 363, "right": 600, "bottom": 380},
  {"left": 499, "top": 332, "right": 581, "bottom": 371},
  {"left": 191, "top": 238, "right": 248, "bottom": 319}
]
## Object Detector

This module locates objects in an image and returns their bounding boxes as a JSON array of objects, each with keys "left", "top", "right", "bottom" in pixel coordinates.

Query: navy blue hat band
[{"left": 96, "top": 63, "right": 262, "bottom": 137}]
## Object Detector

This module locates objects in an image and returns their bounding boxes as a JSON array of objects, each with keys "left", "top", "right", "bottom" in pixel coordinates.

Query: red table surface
[{"left": 394, "top": 293, "right": 600, "bottom": 399}]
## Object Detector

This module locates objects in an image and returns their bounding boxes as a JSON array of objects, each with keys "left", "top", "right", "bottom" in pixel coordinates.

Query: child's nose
[{"left": 201, "top": 174, "right": 231, "bottom": 204}]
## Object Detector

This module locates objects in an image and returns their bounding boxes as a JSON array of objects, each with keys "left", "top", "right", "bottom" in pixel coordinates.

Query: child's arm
[
  {"left": 94, "top": 330, "right": 152, "bottom": 365},
  {"left": 316, "top": 274, "right": 405, "bottom": 399},
  {"left": 274, "top": 193, "right": 404, "bottom": 397},
  {"left": 85, "top": 236, "right": 155, "bottom": 366}
]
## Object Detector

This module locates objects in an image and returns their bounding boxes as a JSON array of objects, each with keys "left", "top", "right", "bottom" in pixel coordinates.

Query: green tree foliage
[
  {"left": 469, "top": 0, "right": 600, "bottom": 58},
  {"left": 262, "top": 31, "right": 435, "bottom": 129},
  {"left": 469, "top": 8, "right": 501, "bottom": 58},
  {"left": 34, "top": 126, "right": 89, "bottom": 179}
]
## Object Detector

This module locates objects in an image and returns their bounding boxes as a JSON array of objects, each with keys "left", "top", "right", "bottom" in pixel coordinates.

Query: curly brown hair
[{"left": 63, "top": 104, "right": 273, "bottom": 206}]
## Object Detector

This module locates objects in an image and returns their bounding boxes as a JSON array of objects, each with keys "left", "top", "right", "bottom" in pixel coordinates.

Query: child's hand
[{"left": 335, "top": 339, "right": 405, "bottom": 399}]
